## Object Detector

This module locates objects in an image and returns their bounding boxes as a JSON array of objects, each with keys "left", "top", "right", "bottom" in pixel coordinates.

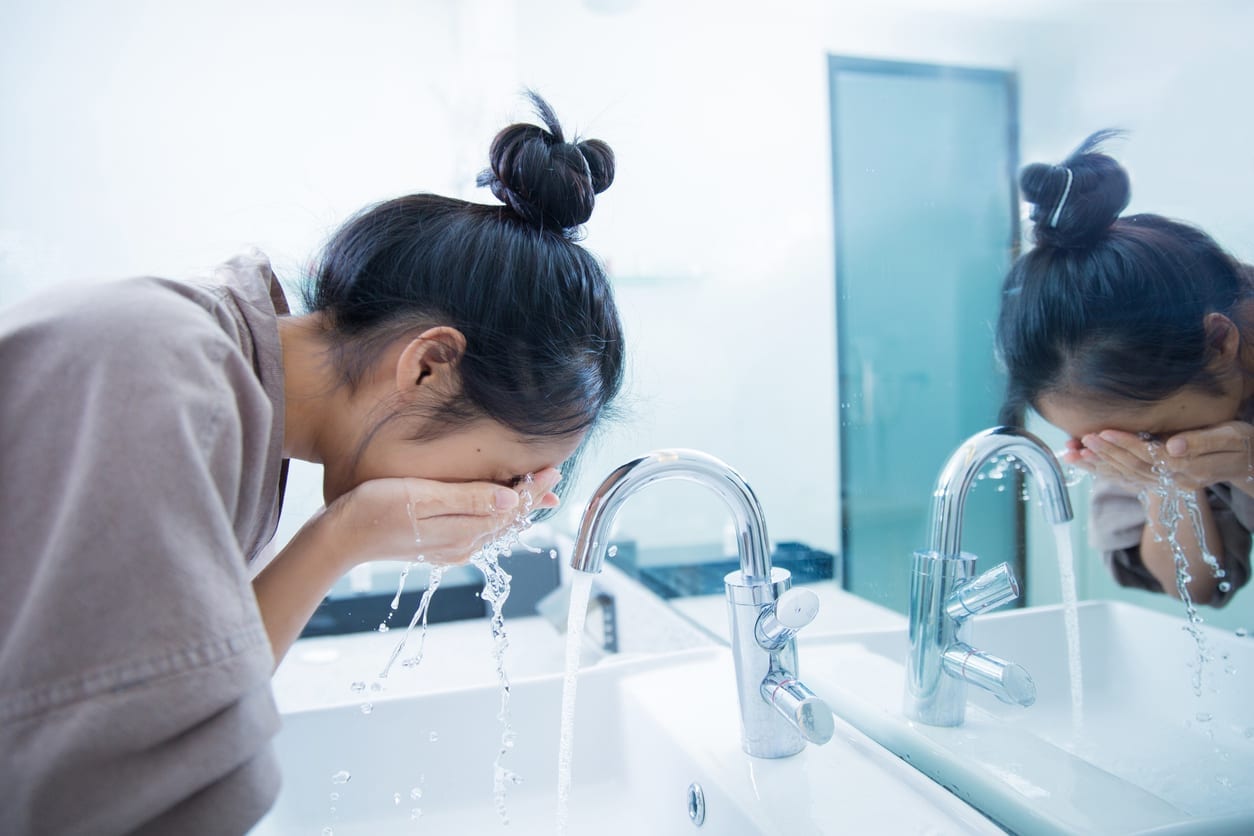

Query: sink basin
[
  {"left": 801, "top": 600, "right": 1254, "bottom": 835},
  {"left": 252, "top": 646, "right": 1000, "bottom": 834}
]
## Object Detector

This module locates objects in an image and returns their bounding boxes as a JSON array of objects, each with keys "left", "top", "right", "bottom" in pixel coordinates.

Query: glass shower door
[{"left": 829, "top": 57, "right": 1019, "bottom": 612}]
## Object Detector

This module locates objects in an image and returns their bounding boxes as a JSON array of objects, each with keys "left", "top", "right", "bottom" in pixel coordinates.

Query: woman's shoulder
[
  {"left": 0, "top": 262, "right": 271, "bottom": 365},
  {"left": 0, "top": 270, "right": 273, "bottom": 421}
]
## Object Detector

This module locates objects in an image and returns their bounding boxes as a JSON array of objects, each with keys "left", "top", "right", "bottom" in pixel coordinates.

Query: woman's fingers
[
  {"left": 404, "top": 478, "right": 520, "bottom": 517},
  {"left": 1078, "top": 431, "right": 1156, "bottom": 487},
  {"left": 1163, "top": 422, "right": 1254, "bottom": 488}
]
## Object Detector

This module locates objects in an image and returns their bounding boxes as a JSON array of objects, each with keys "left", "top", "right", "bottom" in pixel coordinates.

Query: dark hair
[
  {"left": 304, "top": 91, "right": 623, "bottom": 457},
  {"left": 996, "top": 130, "right": 1253, "bottom": 423}
]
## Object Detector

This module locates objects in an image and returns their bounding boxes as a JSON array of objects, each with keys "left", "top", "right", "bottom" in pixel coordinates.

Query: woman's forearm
[
  {"left": 252, "top": 506, "right": 354, "bottom": 667},
  {"left": 1138, "top": 489, "right": 1224, "bottom": 604}
]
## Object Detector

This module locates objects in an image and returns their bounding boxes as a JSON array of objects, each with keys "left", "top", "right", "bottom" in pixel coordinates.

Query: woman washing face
[
  {"left": 996, "top": 131, "right": 1254, "bottom": 610},
  {"left": 0, "top": 93, "right": 622, "bottom": 835}
]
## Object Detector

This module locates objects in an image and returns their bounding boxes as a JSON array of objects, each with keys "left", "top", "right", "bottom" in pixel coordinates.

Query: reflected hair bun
[
  {"left": 1022, "top": 129, "right": 1130, "bottom": 249},
  {"left": 476, "top": 90, "right": 615, "bottom": 237}
]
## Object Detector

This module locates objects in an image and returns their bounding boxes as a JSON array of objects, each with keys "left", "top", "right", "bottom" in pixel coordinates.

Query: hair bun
[
  {"left": 476, "top": 91, "right": 615, "bottom": 236},
  {"left": 1022, "top": 129, "right": 1130, "bottom": 249}
]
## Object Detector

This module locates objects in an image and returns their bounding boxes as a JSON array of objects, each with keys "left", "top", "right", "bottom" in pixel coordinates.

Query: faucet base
[{"left": 725, "top": 567, "right": 807, "bottom": 758}]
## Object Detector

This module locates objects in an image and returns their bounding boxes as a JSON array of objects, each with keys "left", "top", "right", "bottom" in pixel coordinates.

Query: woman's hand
[
  {"left": 253, "top": 467, "right": 562, "bottom": 664},
  {"left": 1065, "top": 426, "right": 1241, "bottom": 605},
  {"left": 1161, "top": 421, "right": 1254, "bottom": 496},
  {"left": 1063, "top": 421, "right": 1254, "bottom": 494},
  {"left": 1062, "top": 431, "right": 1162, "bottom": 490},
  {"left": 322, "top": 467, "right": 563, "bottom": 567}
]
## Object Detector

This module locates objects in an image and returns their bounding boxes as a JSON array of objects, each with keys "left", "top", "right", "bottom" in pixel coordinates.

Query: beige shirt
[{"left": 0, "top": 253, "right": 289, "bottom": 834}]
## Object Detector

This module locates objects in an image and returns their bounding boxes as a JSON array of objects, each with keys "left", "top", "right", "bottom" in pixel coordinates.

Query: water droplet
[
  {"left": 410, "top": 787, "right": 423, "bottom": 800},
  {"left": 329, "top": 792, "right": 339, "bottom": 801},
  {"left": 549, "top": 548, "right": 558, "bottom": 560},
  {"left": 429, "top": 730, "right": 439, "bottom": 742},
  {"left": 322, "top": 828, "right": 334, "bottom": 836},
  {"left": 360, "top": 703, "right": 373, "bottom": 715},
  {"left": 370, "top": 682, "right": 382, "bottom": 692},
  {"left": 1196, "top": 712, "right": 1213, "bottom": 723},
  {"left": 410, "top": 808, "right": 423, "bottom": 820},
  {"left": 331, "top": 770, "right": 351, "bottom": 784},
  {"left": 1237, "top": 627, "right": 1250, "bottom": 638},
  {"left": 1219, "top": 581, "right": 1232, "bottom": 593},
  {"left": 349, "top": 681, "right": 366, "bottom": 694},
  {"left": 394, "top": 792, "right": 401, "bottom": 805},
  {"left": 377, "top": 623, "right": 390, "bottom": 633},
  {"left": 607, "top": 545, "right": 618, "bottom": 558}
]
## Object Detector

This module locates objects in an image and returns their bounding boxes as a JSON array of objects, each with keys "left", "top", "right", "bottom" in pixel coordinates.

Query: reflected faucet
[
  {"left": 570, "top": 449, "right": 833, "bottom": 758},
  {"left": 905, "top": 426, "right": 1074, "bottom": 727}
]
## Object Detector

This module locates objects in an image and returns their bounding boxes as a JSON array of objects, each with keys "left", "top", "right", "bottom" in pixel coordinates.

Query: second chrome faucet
[
  {"left": 905, "top": 426, "right": 1074, "bottom": 727},
  {"left": 569, "top": 449, "right": 833, "bottom": 758}
]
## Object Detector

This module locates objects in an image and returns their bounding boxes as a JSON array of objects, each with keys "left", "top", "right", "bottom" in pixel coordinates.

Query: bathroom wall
[
  {"left": 0, "top": 0, "right": 1031, "bottom": 561},
  {"left": 3, "top": 0, "right": 1253, "bottom": 623}
]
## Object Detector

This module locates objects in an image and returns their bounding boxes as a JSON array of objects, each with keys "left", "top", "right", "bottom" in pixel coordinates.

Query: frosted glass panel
[{"left": 830, "top": 58, "right": 1018, "bottom": 612}]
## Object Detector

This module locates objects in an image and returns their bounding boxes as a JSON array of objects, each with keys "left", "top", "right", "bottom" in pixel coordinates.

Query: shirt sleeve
[
  {"left": 0, "top": 282, "right": 281, "bottom": 834},
  {"left": 1088, "top": 477, "right": 1251, "bottom": 607}
]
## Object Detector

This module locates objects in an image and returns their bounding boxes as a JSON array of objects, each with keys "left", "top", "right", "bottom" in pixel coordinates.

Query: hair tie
[{"left": 1048, "top": 167, "right": 1074, "bottom": 229}]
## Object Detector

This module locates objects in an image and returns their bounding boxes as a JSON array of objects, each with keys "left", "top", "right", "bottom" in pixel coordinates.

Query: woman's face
[
  {"left": 1036, "top": 384, "right": 1244, "bottom": 444},
  {"left": 321, "top": 416, "right": 586, "bottom": 506}
]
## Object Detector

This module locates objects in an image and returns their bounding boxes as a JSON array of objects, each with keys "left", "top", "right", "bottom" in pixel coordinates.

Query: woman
[
  {"left": 0, "top": 93, "right": 623, "bottom": 834},
  {"left": 996, "top": 130, "right": 1254, "bottom": 610}
]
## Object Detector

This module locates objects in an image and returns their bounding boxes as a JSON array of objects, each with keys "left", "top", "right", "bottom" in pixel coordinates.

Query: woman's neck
[{"left": 277, "top": 313, "right": 345, "bottom": 463}]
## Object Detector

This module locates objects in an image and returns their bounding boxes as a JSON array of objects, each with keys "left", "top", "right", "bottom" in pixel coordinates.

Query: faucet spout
[
  {"left": 569, "top": 449, "right": 772, "bottom": 581},
  {"left": 928, "top": 426, "right": 1074, "bottom": 557}
]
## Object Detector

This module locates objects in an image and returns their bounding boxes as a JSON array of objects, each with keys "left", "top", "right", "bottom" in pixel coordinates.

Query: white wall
[{"left": 4, "top": 1, "right": 1251, "bottom": 588}]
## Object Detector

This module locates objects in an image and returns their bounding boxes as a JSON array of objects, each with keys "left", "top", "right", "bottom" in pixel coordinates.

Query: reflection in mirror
[{"left": 2, "top": 0, "right": 1252, "bottom": 640}]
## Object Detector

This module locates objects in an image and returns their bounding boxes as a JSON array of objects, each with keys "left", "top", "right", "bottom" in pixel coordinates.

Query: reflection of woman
[
  {"left": 0, "top": 94, "right": 623, "bottom": 834},
  {"left": 996, "top": 131, "right": 1254, "bottom": 608}
]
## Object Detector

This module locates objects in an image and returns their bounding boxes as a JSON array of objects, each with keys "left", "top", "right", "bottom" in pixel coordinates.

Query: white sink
[
  {"left": 252, "top": 646, "right": 1000, "bottom": 834},
  {"left": 801, "top": 600, "right": 1254, "bottom": 835}
]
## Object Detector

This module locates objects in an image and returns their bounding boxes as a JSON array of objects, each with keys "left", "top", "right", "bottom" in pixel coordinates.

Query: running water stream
[
  {"left": 554, "top": 571, "right": 595, "bottom": 836},
  {"left": 1052, "top": 521, "right": 1085, "bottom": 730}
]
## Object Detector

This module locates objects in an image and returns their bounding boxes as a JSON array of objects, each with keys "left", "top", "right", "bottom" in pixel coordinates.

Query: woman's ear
[
  {"left": 1203, "top": 313, "right": 1241, "bottom": 364},
  {"left": 395, "top": 326, "right": 467, "bottom": 398}
]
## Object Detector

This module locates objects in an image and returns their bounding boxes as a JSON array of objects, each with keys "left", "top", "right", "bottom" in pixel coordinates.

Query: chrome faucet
[
  {"left": 570, "top": 449, "right": 834, "bottom": 757},
  {"left": 905, "top": 426, "right": 1074, "bottom": 727}
]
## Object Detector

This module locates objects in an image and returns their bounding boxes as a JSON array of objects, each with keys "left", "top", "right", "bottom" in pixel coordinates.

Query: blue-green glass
[{"left": 829, "top": 58, "right": 1019, "bottom": 613}]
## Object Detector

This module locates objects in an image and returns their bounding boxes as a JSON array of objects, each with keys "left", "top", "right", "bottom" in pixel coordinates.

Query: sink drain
[{"left": 687, "top": 782, "right": 706, "bottom": 827}]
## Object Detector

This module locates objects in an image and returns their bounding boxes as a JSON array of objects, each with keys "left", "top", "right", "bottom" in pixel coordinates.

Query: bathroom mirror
[{"left": 2, "top": 0, "right": 1251, "bottom": 637}]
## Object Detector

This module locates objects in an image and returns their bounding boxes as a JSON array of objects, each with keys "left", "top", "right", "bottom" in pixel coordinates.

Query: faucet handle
[
  {"left": 755, "top": 587, "right": 820, "bottom": 651},
  {"left": 942, "top": 642, "right": 1036, "bottom": 707},
  {"left": 761, "top": 669, "right": 835, "bottom": 745},
  {"left": 945, "top": 561, "right": 1020, "bottom": 622}
]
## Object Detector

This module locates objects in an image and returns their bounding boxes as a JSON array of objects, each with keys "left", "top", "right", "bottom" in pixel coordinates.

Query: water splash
[
  {"left": 379, "top": 565, "right": 445, "bottom": 679},
  {"left": 1143, "top": 441, "right": 1218, "bottom": 696},
  {"left": 468, "top": 473, "right": 538, "bottom": 825},
  {"left": 555, "top": 571, "right": 596, "bottom": 835},
  {"left": 376, "top": 562, "right": 414, "bottom": 633}
]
